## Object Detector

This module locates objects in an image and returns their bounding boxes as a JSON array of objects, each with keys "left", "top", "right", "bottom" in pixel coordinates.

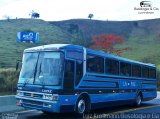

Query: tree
[
  {"left": 88, "top": 14, "right": 94, "bottom": 20},
  {"left": 29, "top": 10, "right": 40, "bottom": 19},
  {"left": 90, "top": 33, "right": 130, "bottom": 56},
  {"left": 3, "top": 15, "right": 12, "bottom": 21}
]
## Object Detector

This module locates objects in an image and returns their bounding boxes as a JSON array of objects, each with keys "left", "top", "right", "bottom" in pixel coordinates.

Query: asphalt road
[{"left": 0, "top": 97, "right": 159, "bottom": 119}]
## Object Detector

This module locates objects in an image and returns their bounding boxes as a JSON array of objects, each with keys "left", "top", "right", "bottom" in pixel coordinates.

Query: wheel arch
[
  {"left": 137, "top": 90, "right": 143, "bottom": 99},
  {"left": 74, "top": 92, "right": 91, "bottom": 112}
]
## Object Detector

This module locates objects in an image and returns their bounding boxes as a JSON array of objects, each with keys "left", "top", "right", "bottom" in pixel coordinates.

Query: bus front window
[
  {"left": 18, "top": 52, "right": 63, "bottom": 87},
  {"left": 35, "top": 52, "right": 63, "bottom": 86},
  {"left": 18, "top": 52, "right": 38, "bottom": 84}
]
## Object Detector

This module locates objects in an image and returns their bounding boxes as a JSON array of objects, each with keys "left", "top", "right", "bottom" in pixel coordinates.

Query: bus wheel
[
  {"left": 76, "top": 96, "right": 90, "bottom": 115},
  {"left": 77, "top": 98, "right": 86, "bottom": 114},
  {"left": 135, "top": 94, "right": 142, "bottom": 106}
]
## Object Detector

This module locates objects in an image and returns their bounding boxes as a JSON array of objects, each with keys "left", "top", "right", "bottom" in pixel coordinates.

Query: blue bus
[{"left": 16, "top": 44, "right": 158, "bottom": 114}]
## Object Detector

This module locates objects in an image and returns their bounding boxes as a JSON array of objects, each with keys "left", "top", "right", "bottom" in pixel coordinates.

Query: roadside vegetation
[
  {"left": 0, "top": 68, "right": 20, "bottom": 95},
  {"left": 158, "top": 65, "right": 160, "bottom": 91}
]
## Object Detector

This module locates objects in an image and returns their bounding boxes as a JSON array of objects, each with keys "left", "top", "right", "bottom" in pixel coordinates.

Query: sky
[{"left": 0, "top": 0, "right": 160, "bottom": 21}]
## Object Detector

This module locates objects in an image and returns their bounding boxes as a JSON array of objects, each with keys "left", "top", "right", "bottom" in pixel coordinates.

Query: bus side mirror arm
[{"left": 16, "top": 60, "right": 21, "bottom": 71}]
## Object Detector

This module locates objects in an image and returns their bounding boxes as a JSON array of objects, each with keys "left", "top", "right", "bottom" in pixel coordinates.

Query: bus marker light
[
  {"left": 75, "top": 92, "right": 79, "bottom": 95},
  {"left": 65, "top": 99, "right": 70, "bottom": 102},
  {"left": 16, "top": 100, "right": 22, "bottom": 106},
  {"left": 16, "top": 102, "right": 21, "bottom": 106},
  {"left": 99, "top": 91, "right": 102, "bottom": 93}
]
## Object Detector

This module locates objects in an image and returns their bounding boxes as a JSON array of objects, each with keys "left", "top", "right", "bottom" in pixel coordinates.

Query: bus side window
[
  {"left": 64, "top": 60, "right": 75, "bottom": 90},
  {"left": 142, "top": 66, "right": 149, "bottom": 78},
  {"left": 87, "top": 54, "right": 104, "bottom": 73},
  {"left": 120, "top": 62, "right": 131, "bottom": 76},
  {"left": 76, "top": 60, "right": 83, "bottom": 86},
  {"left": 106, "top": 59, "right": 119, "bottom": 75},
  {"left": 65, "top": 60, "right": 74, "bottom": 78},
  {"left": 132, "top": 65, "right": 141, "bottom": 77},
  {"left": 149, "top": 68, "right": 156, "bottom": 79}
]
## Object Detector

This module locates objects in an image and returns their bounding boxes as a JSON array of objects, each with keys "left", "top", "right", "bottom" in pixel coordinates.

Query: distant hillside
[
  {"left": 0, "top": 18, "right": 160, "bottom": 68},
  {"left": 0, "top": 19, "right": 74, "bottom": 68},
  {"left": 51, "top": 18, "right": 160, "bottom": 40},
  {"left": 51, "top": 19, "right": 160, "bottom": 65},
  {"left": 51, "top": 19, "right": 134, "bottom": 39}
]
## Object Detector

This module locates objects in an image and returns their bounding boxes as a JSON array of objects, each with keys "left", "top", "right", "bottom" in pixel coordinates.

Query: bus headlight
[
  {"left": 52, "top": 94, "right": 59, "bottom": 101},
  {"left": 17, "top": 91, "right": 24, "bottom": 96},
  {"left": 43, "top": 94, "right": 59, "bottom": 101}
]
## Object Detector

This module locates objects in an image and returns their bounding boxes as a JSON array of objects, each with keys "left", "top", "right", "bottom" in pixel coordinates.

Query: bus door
[{"left": 63, "top": 60, "right": 75, "bottom": 93}]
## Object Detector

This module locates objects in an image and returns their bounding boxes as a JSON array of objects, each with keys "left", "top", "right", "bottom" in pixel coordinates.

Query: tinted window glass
[
  {"left": 132, "top": 65, "right": 141, "bottom": 77},
  {"left": 120, "top": 62, "right": 131, "bottom": 76},
  {"left": 142, "top": 66, "right": 149, "bottom": 78},
  {"left": 87, "top": 55, "right": 104, "bottom": 73},
  {"left": 64, "top": 60, "right": 75, "bottom": 90},
  {"left": 66, "top": 50, "right": 83, "bottom": 60},
  {"left": 76, "top": 60, "right": 83, "bottom": 85},
  {"left": 35, "top": 52, "right": 63, "bottom": 86},
  {"left": 149, "top": 68, "right": 156, "bottom": 79},
  {"left": 106, "top": 59, "right": 119, "bottom": 75}
]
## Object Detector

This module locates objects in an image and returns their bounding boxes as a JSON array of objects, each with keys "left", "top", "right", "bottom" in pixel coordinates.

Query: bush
[{"left": 0, "top": 68, "right": 20, "bottom": 94}]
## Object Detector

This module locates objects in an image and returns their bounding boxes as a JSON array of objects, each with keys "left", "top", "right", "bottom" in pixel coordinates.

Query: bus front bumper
[{"left": 16, "top": 96, "right": 60, "bottom": 113}]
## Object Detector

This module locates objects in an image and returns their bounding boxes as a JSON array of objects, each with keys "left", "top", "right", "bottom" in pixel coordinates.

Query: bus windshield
[{"left": 18, "top": 52, "right": 63, "bottom": 86}]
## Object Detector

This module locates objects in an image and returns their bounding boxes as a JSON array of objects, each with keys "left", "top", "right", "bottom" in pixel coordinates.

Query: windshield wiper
[
  {"left": 38, "top": 62, "right": 45, "bottom": 89},
  {"left": 33, "top": 53, "right": 40, "bottom": 84},
  {"left": 23, "top": 78, "right": 31, "bottom": 87}
]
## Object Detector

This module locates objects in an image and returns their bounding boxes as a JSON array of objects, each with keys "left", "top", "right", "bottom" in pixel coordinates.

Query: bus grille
[
  {"left": 23, "top": 92, "right": 43, "bottom": 99},
  {"left": 22, "top": 99, "right": 43, "bottom": 109}
]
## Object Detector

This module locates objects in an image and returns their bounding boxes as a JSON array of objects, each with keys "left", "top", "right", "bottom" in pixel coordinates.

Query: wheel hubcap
[
  {"left": 137, "top": 95, "right": 141, "bottom": 105},
  {"left": 78, "top": 99, "right": 85, "bottom": 114}
]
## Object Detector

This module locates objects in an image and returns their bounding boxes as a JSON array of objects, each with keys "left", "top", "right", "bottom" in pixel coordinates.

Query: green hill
[
  {"left": 0, "top": 18, "right": 160, "bottom": 68},
  {"left": 0, "top": 19, "right": 74, "bottom": 68}
]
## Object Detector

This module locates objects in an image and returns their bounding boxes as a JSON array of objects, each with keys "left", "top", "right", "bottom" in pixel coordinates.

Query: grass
[
  {"left": 122, "top": 41, "right": 160, "bottom": 64},
  {"left": 0, "top": 19, "right": 74, "bottom": 68}
]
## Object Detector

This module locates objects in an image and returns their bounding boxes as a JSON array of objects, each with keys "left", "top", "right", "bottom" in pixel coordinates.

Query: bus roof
[
  {"left": 24, "top": 44, "right": 84, "bottom": 52},
  {"left": 24, "top": 44, "right": 156, "bottom": 67}
]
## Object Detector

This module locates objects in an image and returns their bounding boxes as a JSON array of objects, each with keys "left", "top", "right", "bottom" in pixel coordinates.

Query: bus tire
[
  {"left": 76, "top": 96, "right": 90, "bottom": 115},
  {"left": 135, "top": 94, "right": 142, "bottom": 107}
]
